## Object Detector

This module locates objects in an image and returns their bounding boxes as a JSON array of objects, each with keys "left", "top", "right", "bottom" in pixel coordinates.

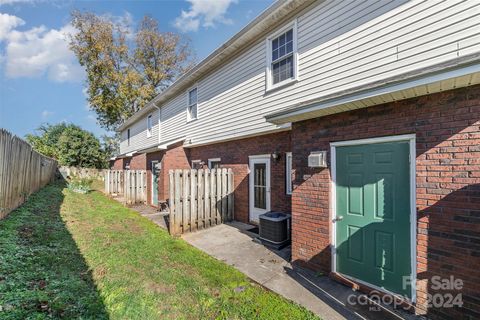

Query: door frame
[
  {"left": 330, "top": 134, "right": 416, "bottom": 302},
  {"left": 248, "top": 154, "right": 271, "bottom": 223},
  {"left": 151, "top": 160, "right": 159, "bottom": 206}
]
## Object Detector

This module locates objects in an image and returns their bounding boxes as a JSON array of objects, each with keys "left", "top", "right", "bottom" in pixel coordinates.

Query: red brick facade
[
  {"left": 128, "top": 153, "right": 147, "bottom": 170},
  {"left": 111, "top": 84, "right": 479, "bottom": 317},
  {"left": 111, "top": 158, "right": 127, "bottom": 170},
  {"left": 290, "top": 85, "right": 480, "bottom": 318},
  {"left": 189, "top": 131, "right": 292, "bottom": 223}
]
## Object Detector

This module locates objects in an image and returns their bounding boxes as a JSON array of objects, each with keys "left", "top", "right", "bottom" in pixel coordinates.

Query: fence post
[
  {"left": 168, "top": 170, "right": 175, "bottom": 235},
  {"left": 197, "top": 169, "right": 204, "bottom": 230},
  {"left": 204, "top": 169, "right": 210, "bottom": 228},
  {"left": 215, "top": 169, "right": 222, "bottom": 224},
  {"left": 174, "top": 170, "right": 182, "bottom": 234},
  {"left": 221, "top": 168, "right": 228, "bottom": 222},
  {"left": 181, "top": 169, "right": 189, "bottom": 233},
  {"left": 227, "top": 169, "right": 234, "bottom": 221},
  {"left": 190, "top": 169, "right": 197, "bottom": 232}
]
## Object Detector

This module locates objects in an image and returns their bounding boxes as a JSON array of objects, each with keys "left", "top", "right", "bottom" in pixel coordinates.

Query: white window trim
[
  {"left": 265, "top": 19, "right": 298, "bottom": 93},
  {"left": 186, "top": 87, "right": 198, "bottom": 122},
  {"left": 285, "top": 152, "right": 293, "bottom": 195},
  {"left": 208, "top": 158, "right": 221, "bottom": 169},
  {"left": 147, "top": 114, "right": 153, "bottom": 138}
]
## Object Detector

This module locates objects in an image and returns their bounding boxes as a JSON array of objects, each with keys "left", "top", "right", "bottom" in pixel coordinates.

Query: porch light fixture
[{"left": 272, "top": 151, "right": 281, "bottom": 161}]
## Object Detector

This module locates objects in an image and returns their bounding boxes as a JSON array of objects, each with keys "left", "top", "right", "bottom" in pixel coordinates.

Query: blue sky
[{"left": 0, "top": 0, "right": 273, "bottom": 138}]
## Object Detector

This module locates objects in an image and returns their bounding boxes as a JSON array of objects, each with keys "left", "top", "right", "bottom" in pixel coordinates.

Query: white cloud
[
  {"left": 2, "top": 20, "right": 84, "bottom": 82},
  {"left": 0, "top": 0, "right": 34, "bottom": 5},
  {"left": 0, "top": 13, "right": 24, "bottom": 40},
  {"left": 174, "top": 0, "right": 237, "bottom": 33},
  {"left": 41, "top": 110, "right": 53, "bottom": 119}
]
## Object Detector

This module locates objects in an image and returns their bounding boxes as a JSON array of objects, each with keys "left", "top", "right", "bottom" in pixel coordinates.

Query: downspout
[{"left": 154, "top": 105, "right": 161, "bottom": 146}]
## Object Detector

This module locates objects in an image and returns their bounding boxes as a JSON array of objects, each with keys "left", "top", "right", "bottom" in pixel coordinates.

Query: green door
[
  {"left": 151, "top": 161, "right": 159, "bottom": 206},
  {"left": 336, "top": 141, "right": 411, "bottom": 298}
]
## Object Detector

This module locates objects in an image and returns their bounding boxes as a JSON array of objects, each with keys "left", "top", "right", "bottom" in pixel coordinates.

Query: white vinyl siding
[
  {"left": 120, "top": 109, "right": 160, "bottom": 154},
  {"left": 187, "top": 88, "right": 198, "bottom": 121},
  {"left": 120, "top": 0, "right": 480, "bottom": 153}
]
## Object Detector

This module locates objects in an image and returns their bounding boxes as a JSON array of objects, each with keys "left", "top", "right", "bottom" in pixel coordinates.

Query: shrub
[{"left": 68, "top": 178, "right": 93, "bottom": 194}]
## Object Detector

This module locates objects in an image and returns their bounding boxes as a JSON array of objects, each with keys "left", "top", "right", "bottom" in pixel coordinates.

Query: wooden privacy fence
[
  {"left": 105, "top": 170, "right": 124, "bottom": 194},
  {"left": 169, "top": 168, "right": 234, "bottom": 235},
  {"left": 0, "top": 128, "right": 57, "bottom": 219},
  {"left": 104, "top": 170, "right": 147, "bottom": 205}
]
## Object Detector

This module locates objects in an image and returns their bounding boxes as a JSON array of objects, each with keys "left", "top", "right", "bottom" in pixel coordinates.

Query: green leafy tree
[
  {"left": 100, "top": 133, "right": 120, "bottom": 159},
  {"left": 25, "top": 123, "right": 68, "bottom": 158},
  {"left": 26, "top": 123, "right": 108, "bottom": 168},
  {"left": 69, "top": 12, "right": 194, "bottom": 131}
]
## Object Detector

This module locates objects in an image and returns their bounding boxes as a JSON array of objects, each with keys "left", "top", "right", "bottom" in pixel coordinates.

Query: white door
[{"left": 249, "top": 155, "right": 271, "bottom": 223}]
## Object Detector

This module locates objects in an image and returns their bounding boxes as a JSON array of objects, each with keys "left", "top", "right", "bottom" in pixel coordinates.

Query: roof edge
[{"left": 117, "top": 0, "right": 314, "bottom": 132}]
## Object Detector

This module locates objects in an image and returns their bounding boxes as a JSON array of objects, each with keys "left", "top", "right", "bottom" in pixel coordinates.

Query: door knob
[{"left": 333, "top": 215, "right": 343, "bottom": 222}]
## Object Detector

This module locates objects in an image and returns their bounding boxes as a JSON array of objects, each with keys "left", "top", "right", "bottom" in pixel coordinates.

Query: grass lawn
[{"left": 0, "top": 181, "right": 318, "bottom": 319}]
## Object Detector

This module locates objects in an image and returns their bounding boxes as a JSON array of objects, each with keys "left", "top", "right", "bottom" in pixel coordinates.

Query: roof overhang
[
  {"left": 158, "top": 136, "right": 186, "bottom": 150},
  {"left": 183, "top": 123, "right": 291, "bottom": 148},
  {"left": 126, "top": 150, "right": 138, "bottom": 157},
  {"left": 117, "top": 0, "right": 316, "bottom": 132},
  {"left": 266, "top": 54, "right": 480, "bottom": 125}
]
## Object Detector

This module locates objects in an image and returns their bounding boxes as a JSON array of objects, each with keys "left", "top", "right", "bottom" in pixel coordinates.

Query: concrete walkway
[
  {"left": 130, "top": 204, "right": 168, "bottom": 229},
  {"left": 183, "top": 222, "right": 418, "bottom": 320},
  {"left": 108, "top": 192, "right": 169, "bottom": 229}
]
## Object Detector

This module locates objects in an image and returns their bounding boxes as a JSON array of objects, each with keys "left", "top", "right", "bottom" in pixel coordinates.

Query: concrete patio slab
[
  {"left": 129, "top": 204, "right": 168, "bottom": 229},
  {"left": 182, "top": 222, "right": 355, "bottom": 319},
  {"left": 182, "top": 222, "right": 420, "bottom": 320}
]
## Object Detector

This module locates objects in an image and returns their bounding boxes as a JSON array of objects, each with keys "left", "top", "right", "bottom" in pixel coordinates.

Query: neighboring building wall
[
  {"left": 111, "top": 158, "right": 125, "bottom": 170},
  {"left": 160, "top": 142, "right": 191, "bottom": 202},
  {"left": 189, "top": 131, "right": 292, "bottom": 223},
  {"left": 290, "top": 85, "right": 480, "bottom": 318},
  {"left": 120, "top": 109, "right": 160, "bottom": 154},
  {"left": 129, "top": 153, "right": 147, "bottom": 170}
]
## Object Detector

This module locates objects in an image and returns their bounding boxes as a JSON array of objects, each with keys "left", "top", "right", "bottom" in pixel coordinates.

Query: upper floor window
[
  {"left": 266, "top": 20, "right": 298, "bottom": 91},
  {"left": 187, "top": 88, "right": 198, "bottom": 121},
  {"left": 127, "top": 129, "right": 131, "bottom": 146},
  {"left": 147, "top": 114, "right": 152, "bottom": 137}
]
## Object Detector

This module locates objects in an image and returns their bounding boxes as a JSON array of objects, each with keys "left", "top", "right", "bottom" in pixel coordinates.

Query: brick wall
[
  {"left": 129, "top": 153, "right": 147, "bottom": 170},
  {"left": 189, "top": 131, "right": 292, "bottom": 223},
  {"left": 111, "top": 158, "right": 125, "bottom": 170},
  {"left": 160, "top": 142, "right": 191, "bottom": 201},
  {"left": 291, "top": 85, "right": 480, "bottom": 318}
]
